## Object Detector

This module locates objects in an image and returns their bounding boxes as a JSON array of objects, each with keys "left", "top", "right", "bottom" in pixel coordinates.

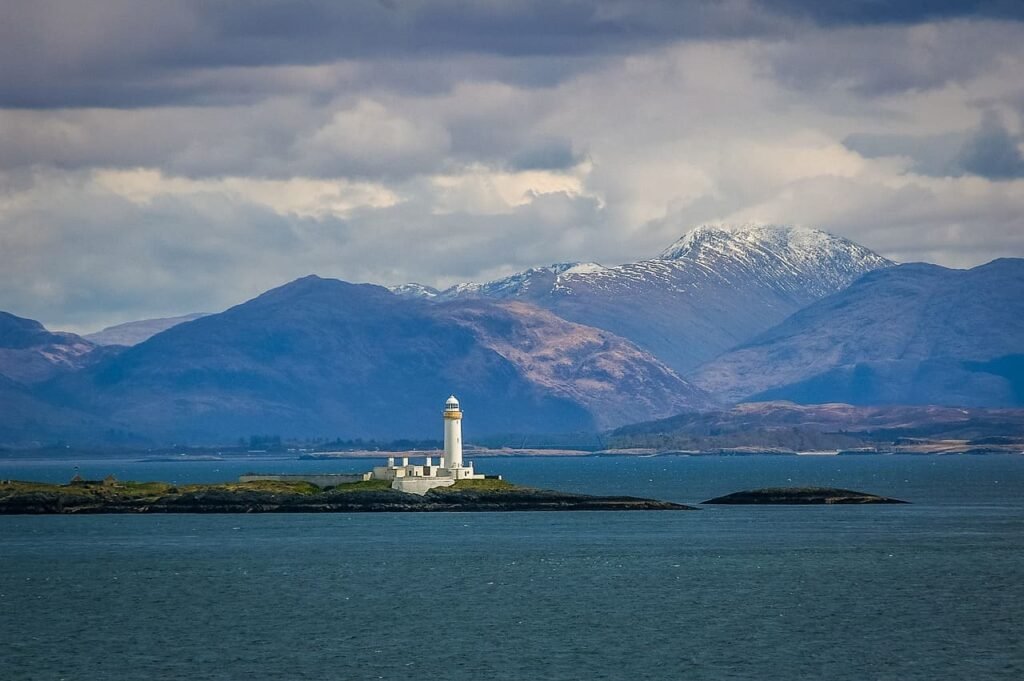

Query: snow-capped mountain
[
  {"left": 433, "top": 262, "right": 609, "bottom": 301},
  {"left": 396, "top": 224, "right": 893, "bottom": 373},
  {"left": 387, "top": 283, "right": 440, "bottom": 299},
  {"left": 657, "top": 223, "right": 892, "bottom": 299}
]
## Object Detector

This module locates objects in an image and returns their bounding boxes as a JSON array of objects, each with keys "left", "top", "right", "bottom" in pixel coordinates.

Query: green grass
[
  {"left": 422, "top": 478, "right": 519, "bottom": 497},
  {"left": 117, "top": 481, "right": 177, "bottom": 496},
  {"left": 329, "top": 479, "right": 393, "bottom": 492},
  {"left": 450, "top": 478, "right": 516, "bottom": 490},
  {"left": 0, "top": 477, "right": 515, "bottom": 501},
  {"left": 178, "top": 480, "right": 321, "bottom": 495},
  {"left": 0, "top": 481, "right": 83, "bottom": 496},
  {"left": 0, "top": 480, "right": 173, "bottom": 500},
  {"left": 0, "top": 479, "right": 322, "bottom": 498}
]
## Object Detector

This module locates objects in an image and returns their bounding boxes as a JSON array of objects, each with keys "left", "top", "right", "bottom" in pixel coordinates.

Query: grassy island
[{"left": 0, "top": 478, "right": 695, "bottom": 514}]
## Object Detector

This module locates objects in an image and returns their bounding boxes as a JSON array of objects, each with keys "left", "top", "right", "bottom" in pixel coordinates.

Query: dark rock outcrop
[{"left": 702, "top": 487, "right": 908, "bottom": 505}]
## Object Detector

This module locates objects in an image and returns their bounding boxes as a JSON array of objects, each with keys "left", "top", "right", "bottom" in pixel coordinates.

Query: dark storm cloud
[
  {"left": 762, "top": 0, "right": 1024, "bottom": 26},
  {"left": 843, "top": 112, "right": 1024, "bottom": 180},
  {"left": 0, "top": 0, "right": 736, "bottom": 108},
  {"left": 766, "top": 19, "right": 1024, "bottom": 96},
  {"left": 955, "top": 110, "right": 1024, "bottom": 179},
  {"left": 3, "top": 0, "right": 1020, "bottom": 108},
  {"left": 507, "top": 140, "right": 583, "bottom": 172},
  {"left": 843, "top": 131, "right": 969, "bottom": 176}
]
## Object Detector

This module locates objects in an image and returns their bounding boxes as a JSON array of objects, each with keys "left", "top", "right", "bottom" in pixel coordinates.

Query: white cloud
[
  {"left": 429, "top": 163, "right": 592, "bottom": 215},
  {"left": 294, "top": 99, "right": 452, "bottom": 177},
  {"left": 92, "top": 169, "right": 401, "bottom": 218}
]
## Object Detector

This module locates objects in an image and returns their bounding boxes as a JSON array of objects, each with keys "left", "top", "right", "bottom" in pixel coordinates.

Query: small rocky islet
[
  {"left": 702, "top": 487, "right": 909, "bottom": 505},
  {"left": 0, "top": 478, "right": 696, "bottom": 514}
]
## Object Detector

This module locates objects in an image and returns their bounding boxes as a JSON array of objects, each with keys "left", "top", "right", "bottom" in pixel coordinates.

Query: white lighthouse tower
[{"left": 443, "top": 395, "right": 463, "bottom": 470}]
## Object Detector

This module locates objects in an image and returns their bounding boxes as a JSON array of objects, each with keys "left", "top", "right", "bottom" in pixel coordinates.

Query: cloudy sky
[{"left": 2, "top": 0, "right": 1024, "bottom": 332}]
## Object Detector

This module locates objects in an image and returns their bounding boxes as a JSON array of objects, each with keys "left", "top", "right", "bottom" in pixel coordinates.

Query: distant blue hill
[
  {"left": 84, "top": 313, "right": 211, "bottom": 346},
  {"left": 33, "top": 276, "right": 704, "bottom": 442},
  {"left": 0, "top": 311, "right": 68, "bottom": 349},
  {"left": 693, "top": 258, "right": 1024, "bottom": 406}
]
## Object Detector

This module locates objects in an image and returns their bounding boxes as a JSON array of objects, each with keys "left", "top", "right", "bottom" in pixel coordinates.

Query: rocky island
[
  {"left": 702, "top": 487, "right": 908, "bottom": 504},
  {"left": 0, "top": 478, "right": 695, "bottom": 514}
]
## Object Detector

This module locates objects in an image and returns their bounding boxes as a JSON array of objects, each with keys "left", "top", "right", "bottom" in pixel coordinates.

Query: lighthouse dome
[{"left": 445, "top": 395, "right": 460, "bottom": 409}]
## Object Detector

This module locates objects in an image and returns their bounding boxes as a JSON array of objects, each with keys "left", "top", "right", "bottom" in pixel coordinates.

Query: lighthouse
[
  {"left": 367, "top": 394, "right": 489, "bottom": 493},
  {"left": 443, "top": 395, "right": 463, "bottom": 469}
]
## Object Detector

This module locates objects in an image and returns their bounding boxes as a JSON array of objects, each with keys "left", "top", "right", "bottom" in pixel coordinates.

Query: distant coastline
[
  {"left": 2, "top": 445, "right": 1021, "bottom": 466},
  {"left": 301, "top": 444, "right": 1024, "bottom": 458}
]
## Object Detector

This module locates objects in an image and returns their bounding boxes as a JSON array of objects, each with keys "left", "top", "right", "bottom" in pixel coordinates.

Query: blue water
[{"left": 2, "top": 455, "right": 1022, "bottom": 680}]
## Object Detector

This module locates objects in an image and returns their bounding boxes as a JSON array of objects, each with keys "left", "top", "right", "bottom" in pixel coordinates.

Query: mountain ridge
[
  {"left": 84, "top": 313, "right": 211, "bottom": 347},
  {"left": 395, "top": 224, "right": 894, "bottom": 373},
  {"left": 7, "top": 227, "right": 1019, "bottom": 446},
  {"left": 0, "top": 311, "right": 109, "bottom": 385},
  {"left": 30, "top": 276, "right": 706, "bottom": 442},
  {"left": 692, "top": 258, "right": 1024, "bottom": 406}
]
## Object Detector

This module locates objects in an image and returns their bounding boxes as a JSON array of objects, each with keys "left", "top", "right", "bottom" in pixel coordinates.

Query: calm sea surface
[{"left": 1, "top": 455, "right": 1022, "bottom": 680}]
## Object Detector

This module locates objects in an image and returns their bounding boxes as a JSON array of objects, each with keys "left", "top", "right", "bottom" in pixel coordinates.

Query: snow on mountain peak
[
  {"left": 542, "top": 262, "right": 585, "bottom": 276},
  {"left": 389, "top": 283, "right": 440, "bottom": 299},
  {"left": 391, "top": 223, "right": 891, "bottom": 308},
  {"left": 561, "top": 262, "right": 607, "bottom": 275},
  {"left": 659, "top": 223, "right": 890, "bottom": 270},
  {"left": 660, "top": 223, "right": 822, "bottom": 260},
  {"left": 428, "top": 262, "right": 597, "bottom": 299}
]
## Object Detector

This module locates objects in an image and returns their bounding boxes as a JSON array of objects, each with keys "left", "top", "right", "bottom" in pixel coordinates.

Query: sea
[{"left": 1, "top": 454, "right": 1022, "bottom": 681}]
